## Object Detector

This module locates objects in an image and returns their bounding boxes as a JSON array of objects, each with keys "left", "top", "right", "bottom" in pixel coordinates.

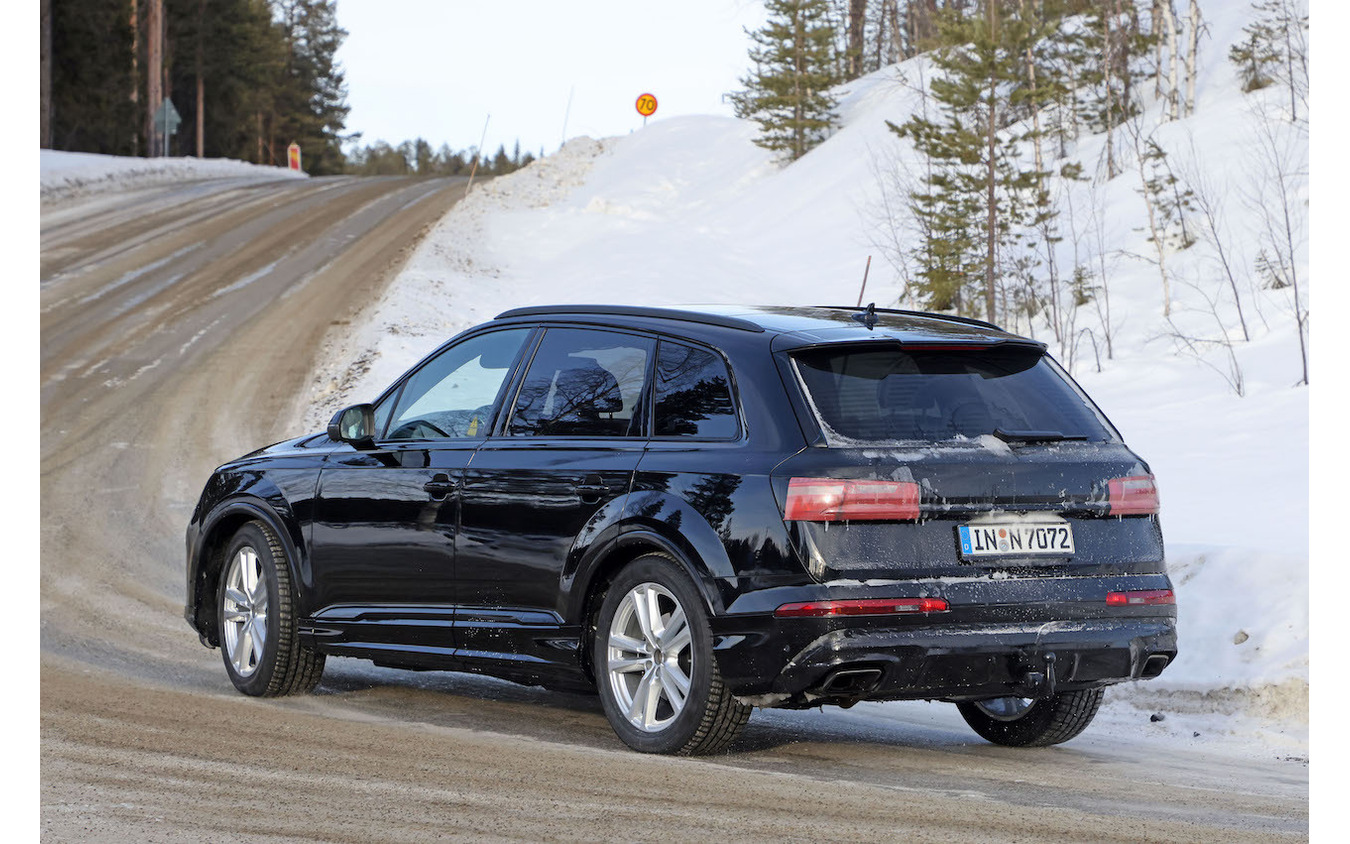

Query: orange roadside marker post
[{"left": 287, "top": 143, "right": 302, "bottom": 172}]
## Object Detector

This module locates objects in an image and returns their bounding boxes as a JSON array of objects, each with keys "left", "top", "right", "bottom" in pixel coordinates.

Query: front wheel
[
  {"left": 594, "top": 556, "right": 750, "bottom": 755},
  {"left": 217, "top": 521, "right": 325, "bottom": 696},
  {"left": 956, "top": 688, "right": 1104, "bottom": 747}
]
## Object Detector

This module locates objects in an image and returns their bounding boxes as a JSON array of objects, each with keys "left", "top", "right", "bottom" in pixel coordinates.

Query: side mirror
[{"left": 328, "top": 404, "right": 376, "bottom": 448}]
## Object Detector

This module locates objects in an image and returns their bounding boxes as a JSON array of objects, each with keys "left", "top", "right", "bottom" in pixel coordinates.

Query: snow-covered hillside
[
  {"left": 303, "top": 0, "right": 1308, "bottom": 750},
  {"left": 40, "top": 149, "right": 306, "bottom": 201}
]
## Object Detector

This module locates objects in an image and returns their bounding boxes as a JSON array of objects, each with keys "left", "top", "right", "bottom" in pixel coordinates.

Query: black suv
[{"left": 185, "top": 305, "right": 1176, "bottom": 754}]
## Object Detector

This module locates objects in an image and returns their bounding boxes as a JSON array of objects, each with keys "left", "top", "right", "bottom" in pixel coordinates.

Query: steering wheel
[{"left": 389, "top": 419, "right": 454, "bottom": 440}]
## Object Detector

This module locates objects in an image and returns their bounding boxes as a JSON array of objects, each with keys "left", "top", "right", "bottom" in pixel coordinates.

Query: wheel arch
[
  {"left": 568, "top": 528, "right": 720, "bottom": 685},
  {"left": 190, "top": 498, "right": 305, "bottom": 647}
]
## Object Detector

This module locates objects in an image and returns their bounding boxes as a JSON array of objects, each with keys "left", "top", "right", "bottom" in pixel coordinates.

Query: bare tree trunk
[
  {"left": 1021, "top": 0, "right": 1059, "bottom": 339},
  {"left": 1119, "top": 0, "right": 1136, "bottom": 125},
  {"left": 1163, "top": 0, "right": 1179, "bottom": 120},
  {"left": 147, "top": 0, "right": 162, "bottom": 156},
  {"left": 794, "top": 13, "right": 804, "bottom": 160},
  {"left": 984, "top": 0, "right": 998, "bottom": 323},
  {"left": 848, "top": 0, "right": 868, "bottom": 79},
  {"left": 1152, "top": 0, "right": 1164, "bottom": 98},
  {"left": 1282, "top": 0, "right": 1303, "bottom": 123},
  {"left": 1132, "top": 126, "right": 1172, "bottom": 316},
  {"left": 1184, "top": 0, "right": 1200, "bottom": 116},
  {"left": 41, "top": 0, "right": 51, "bottom": 148},
  {"left": 1103, "top": 10, "right": 1117, "bottom": 178},
  {"left": 130, "top": 0, "right": 139, "bottom": 155},
  {"left": 196, "top": 0, "right": 205, "bottom": 158},
  {"left": 885, "top": 0, "right": 903, "bottom": 61}
]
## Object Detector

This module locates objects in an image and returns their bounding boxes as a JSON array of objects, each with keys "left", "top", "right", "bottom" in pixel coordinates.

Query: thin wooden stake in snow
[
  {"left": 466, "top": 113, "right": 491, "bottom": 195},
  {"left": 856, "top": 255, "right": 872, "bottom": 307}
]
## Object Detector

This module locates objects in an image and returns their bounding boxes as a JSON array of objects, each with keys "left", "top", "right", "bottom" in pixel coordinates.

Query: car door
[
  {"left": 307, "top": 327, "right": 534, "bottom": 657},
  {"left": 456, "top": 326, "right": 654, "bottom": 675}
]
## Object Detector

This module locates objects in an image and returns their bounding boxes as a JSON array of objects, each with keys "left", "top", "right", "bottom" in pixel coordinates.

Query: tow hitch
[{"left": 1015, "top": 652, "right": 1058, "bottom": 698}]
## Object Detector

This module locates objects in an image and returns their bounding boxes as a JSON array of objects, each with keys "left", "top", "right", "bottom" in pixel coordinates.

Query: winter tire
[
  {"left": 218, "top": 520, "right": 325, "bottom": 696},
  {"left": 957, "top": 687, "right": 1104, "bottom": 747},
  {"left": 594, "top": 555, "right": 750, "bottom": 755}
]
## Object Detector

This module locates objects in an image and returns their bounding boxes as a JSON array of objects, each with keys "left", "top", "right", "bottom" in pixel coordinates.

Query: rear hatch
[{"left": 772, "top": 340, "right": 1164, "bottom": 581}]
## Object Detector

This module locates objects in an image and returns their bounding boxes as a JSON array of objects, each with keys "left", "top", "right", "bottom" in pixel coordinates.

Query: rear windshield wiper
[{"left": 991, "top": 428, "right": 1089, "bottom": 444}]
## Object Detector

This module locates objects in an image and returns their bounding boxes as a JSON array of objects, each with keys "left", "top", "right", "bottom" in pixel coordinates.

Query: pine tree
[
  {"left": 731, "top": 0, "right": 840, "bottom": 162},
  {"left": 892, "top": 2, "right": 1050, "bottom": 322},
  {"left": 165, "top": 0, "right": 282, "bottom": 161},
  {"left": 1073, "top": 1, "right": 1152, "bottom": 166},
  {"left": 48, "top": 0, "right": 138, "bottom": 154},
  {"left": 1137, "top": 137, "right": 1196, "bottom": 251},
  {"left": 1228, "top": 0, "right": 1307, "bottom": 121},
  {"left": 414, "top": 138, "right": 433, "bottom": 173},
  {"left": 271, "top": 0, "right": 349, "bottom": 174}
]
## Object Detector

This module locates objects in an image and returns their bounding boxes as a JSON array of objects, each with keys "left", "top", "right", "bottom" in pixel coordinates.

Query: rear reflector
[
  {"left": 774, "top": 597, "right": 949, "bottom": 618},
  {"left": 1107, "top": 474, "right": 1159, "bottom": 515},
  {"left": 1106, "top": 589, "right": 1175, "bottom": 606},
  {"left": 784, "top": 478, "right": 920, "bottom": 521}
]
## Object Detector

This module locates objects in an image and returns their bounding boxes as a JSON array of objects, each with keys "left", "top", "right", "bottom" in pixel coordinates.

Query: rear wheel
[
  {"left": 957, "top": 688, "right": 1104, "bottom": 747},
  {"left": 217, "top": 521, "right": 325, "bottom": 696},
  {"left": 594, "top": 555, "right": 750, "bottom": 755}
]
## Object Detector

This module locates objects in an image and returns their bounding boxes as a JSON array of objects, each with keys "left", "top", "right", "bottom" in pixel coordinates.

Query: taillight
[
  {"left": 783, "top": 478, "right": 920, "bottom": 521},
  {"left": 1106, "top": 589, "right": 1174, "bottom": 606},
  {"left": 774, "top": 597, "right": 949, "bottom": 618},
  {"left": 1107, "top": 474, "right": 1159, "bottom": 515}
]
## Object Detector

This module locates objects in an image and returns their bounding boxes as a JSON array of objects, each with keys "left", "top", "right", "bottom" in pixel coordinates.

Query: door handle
[
  {"left": 423, "top": 473, "right": 458, "bottom": 500},
  {"left": 575, "top": 473, "right": 608, "bottom": 502}
]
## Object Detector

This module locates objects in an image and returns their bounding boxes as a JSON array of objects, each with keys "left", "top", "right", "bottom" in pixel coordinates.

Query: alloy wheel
[
  {"left": 605, "top": 582, "right": 694, "bottom": 732},
  {"left": 221, "top": 545, "right": 269, "bottom": 678}
]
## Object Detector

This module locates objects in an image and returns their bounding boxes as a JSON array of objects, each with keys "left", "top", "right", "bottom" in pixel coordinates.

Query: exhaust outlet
[
  {"left": 816, "top": 667, "right": 883, "bottom": 697},
  {"left": 1141, "top": 654, "right": 1171, "bottom": 678}
]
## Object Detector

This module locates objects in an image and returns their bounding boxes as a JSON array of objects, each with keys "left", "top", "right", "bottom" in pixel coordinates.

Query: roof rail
[
  {"left": 815, "top": 305, "right": 1004, "bottom": 332},
  {"left": 494, "top": 304, "right": 766, "bottom": 333}
]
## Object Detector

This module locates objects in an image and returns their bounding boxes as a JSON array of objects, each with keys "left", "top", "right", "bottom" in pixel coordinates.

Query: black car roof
[{"left": 493, "top": 304, "right": 1040, "bottom": 348}]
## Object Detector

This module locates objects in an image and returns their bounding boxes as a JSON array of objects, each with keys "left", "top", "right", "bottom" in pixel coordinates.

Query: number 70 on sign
[{"left": 635, "top": 94, "right": 658, "bottom": 118}]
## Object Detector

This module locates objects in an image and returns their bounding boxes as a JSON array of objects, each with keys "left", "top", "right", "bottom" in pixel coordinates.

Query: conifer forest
[{"left": 39, "top": 0, "right": 536, "bottom": 177}]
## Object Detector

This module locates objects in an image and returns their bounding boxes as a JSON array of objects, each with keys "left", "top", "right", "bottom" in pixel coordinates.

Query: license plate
[{"left": 958, "top": 522, "right": 1075, "bottom": 558}]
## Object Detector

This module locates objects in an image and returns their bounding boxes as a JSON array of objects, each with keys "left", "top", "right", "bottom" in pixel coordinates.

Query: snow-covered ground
[
  {"left": 300, "top": 0, "right": 1309, "bottom": 758},
  {"left": 40, "top": 149, "right": 305, "bottom": 201}
]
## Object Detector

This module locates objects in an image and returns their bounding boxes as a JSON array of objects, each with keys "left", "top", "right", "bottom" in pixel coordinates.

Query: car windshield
[{"left": 792, "top": 343, "right": 1115, "bottom": 444}]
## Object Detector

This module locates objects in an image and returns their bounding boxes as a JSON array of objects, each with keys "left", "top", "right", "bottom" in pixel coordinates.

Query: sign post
[
  {"left": 152, "top": 98, "right": 181, "bottom": 157},
  {"left": 635, "top": 93, "right": 657, "bottom": 127},
  {"left": 287, "top": 143, "right": 302, "bottom": 171}
]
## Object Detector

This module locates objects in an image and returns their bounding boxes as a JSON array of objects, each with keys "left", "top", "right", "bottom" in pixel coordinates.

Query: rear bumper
[
  {"left": 710, "top": 583, "right": 1177, "bottom": 707},
  {"left": 762, "top": 618, "right": 1175, "bottom": 706}
]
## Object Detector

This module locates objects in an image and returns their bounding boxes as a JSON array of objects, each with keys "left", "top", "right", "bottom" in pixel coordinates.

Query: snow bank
[
  {"left": 300, "top": 0, "right": 1307, "bottom": 745},
  {"left": 40, "top": 149, "right": 306, "bottom": 201}
]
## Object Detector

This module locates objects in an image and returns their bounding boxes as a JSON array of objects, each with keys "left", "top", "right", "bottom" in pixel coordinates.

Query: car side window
[
  {"left": 383, "top": 328, "right": 531, "bottom": 440},
  {"left": 654, "top": 341, "right": 739, "bottom": 439},
  {"left": 507, "top": 328, "right": 653, "bottom": 437}
]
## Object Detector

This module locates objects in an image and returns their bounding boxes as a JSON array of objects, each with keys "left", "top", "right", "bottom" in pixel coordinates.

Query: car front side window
[{"left": 382, "top": 328, "right": 532, "bottom": 440}]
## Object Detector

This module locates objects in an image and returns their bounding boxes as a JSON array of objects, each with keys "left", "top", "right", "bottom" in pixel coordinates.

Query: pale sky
[{"left": 334, "top": 1, "right": 768, "bottom": 158}]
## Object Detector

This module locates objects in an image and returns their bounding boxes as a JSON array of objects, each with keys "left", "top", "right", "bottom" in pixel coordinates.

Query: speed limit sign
[{"left": 635, "top": 93, "right": 658, "bottom": 118}]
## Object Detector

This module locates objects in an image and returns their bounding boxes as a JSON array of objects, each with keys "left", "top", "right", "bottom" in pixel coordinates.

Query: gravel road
[{"left": 39, "top": 175, "right": 1308, "bottom": 842}]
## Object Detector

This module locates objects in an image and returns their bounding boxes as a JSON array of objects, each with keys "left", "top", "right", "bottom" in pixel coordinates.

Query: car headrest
[{"left": 553, "top": 361, "right": 623, "bottom": 418}]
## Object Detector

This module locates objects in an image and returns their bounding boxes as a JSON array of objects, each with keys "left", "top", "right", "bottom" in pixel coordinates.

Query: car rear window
[
  {"left": 654, "top": 341, "right": 738, "bottom": 438},
  {"left": 792, "top": 344, "right": 1114, "bottom": 444}
]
